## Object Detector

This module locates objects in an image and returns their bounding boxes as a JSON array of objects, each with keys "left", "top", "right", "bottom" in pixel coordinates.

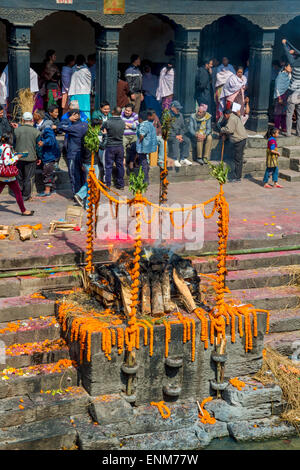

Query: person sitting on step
[{"left": 189, "top": 103, "right": 212, "bottom": 165}]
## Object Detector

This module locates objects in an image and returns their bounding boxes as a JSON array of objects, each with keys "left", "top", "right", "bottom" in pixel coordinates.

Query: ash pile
[{"left": 89, "top": 247, "right": 205, "bottom": 317}]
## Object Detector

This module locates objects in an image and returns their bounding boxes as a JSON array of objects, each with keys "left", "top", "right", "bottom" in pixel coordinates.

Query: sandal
[
  {"left": 274, "top": 183, "right": 283, "bottom": 188},
  {"left": 264, "top": 184, "right": 272, "bottom": 188},
  {"left": 21, "top": 210, "right": 35, "bottom": 216}
]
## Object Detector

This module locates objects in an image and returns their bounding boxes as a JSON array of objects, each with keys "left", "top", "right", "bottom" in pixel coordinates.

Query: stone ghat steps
[
  {"left": 226, "top": 285, "right": 300, "bottom": 311},
  {"left": 269, "top": 308, "right": 300, "bottom": 333},
  {"left": 192, "top": 249, "right": 300, "bottom": 274},
  {"left": 0, "top": 316, "right": 61, "bottom": 347},
  {"left": 0, "top": 295, "right": 55, "bottom": 323},
  {"left": 263, "top": 330, "right": 300, "bottom": 356},
  {"left": 0, "top": 416, "right": 78, "bottom": 450},
  {"left": 221, "top": 265, "right": 298, "bottom": 290},
  {"left": 0, "top": 339, "right": 70, "bottom": 371},
  {"left": 0, "top": 362, "right": 78, "bottom": 399},
  {"left": 0, "top": 271, "right": 81, "bottom": 298},
  {"left": 0, "top": 387, "right": 89, "bottom": 431}
]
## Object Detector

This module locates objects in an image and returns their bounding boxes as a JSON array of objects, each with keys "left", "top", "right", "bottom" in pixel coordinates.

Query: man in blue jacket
[
  {"left": 36, "top": 123, "right": 60, "bottom": 197},
  {"left": 57, "top": 110, "right": 88, "bottom": 197}
]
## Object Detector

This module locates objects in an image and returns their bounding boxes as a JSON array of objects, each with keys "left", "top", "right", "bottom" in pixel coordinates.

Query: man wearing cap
[
  {"left": 220, "top": 108, "right": 248, "bottom": 182},
  {"left": 14, "top": 112, "right": 41, "bottom": 201},
  {"left": 168, "top": 101, "right": 192, "bottom": 168}
]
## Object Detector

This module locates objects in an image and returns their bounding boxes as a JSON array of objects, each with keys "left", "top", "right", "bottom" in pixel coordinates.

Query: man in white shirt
[{"left": 0, "top": 65, "right": 39, "bottom": 114}]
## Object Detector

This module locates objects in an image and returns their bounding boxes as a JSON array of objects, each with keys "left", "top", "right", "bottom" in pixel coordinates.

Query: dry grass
[
  {"left": 11, "top": 88, "right": 35, "bottom": 121},
  {"left": 254, "top": 346, "right": 300, "bottom": 430}
]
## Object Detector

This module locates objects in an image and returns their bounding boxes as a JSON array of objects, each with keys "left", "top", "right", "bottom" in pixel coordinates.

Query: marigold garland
[
  {"left": 198, "top": 397, "right": 216, "bottom": 424},
  {"left": 150, "top": 400, "right": 171, "bottom": 419},
  {"left": 229, "top": 377, "right": 246, "bottom": 391},
  {"left": 82, "top": 176, "right": 271, "bottom": 364}
]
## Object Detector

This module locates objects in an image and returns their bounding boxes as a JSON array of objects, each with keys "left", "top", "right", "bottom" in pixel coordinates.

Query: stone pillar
[
  {"left": 7, "top": 25, "right": 31, "bottom": 111},
  {"left": 95, "top": 27, "right": 120, "bottom": 110},
  {"left": 247, "top": 28, "right": 276, "bottom": 132},
  {"left": 175, "top": 28, "right": 201, "bottom": 119}
]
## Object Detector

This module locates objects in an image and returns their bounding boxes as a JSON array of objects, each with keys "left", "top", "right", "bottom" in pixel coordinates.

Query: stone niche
[{"left": 64, "top": 312, "right": 268, "bottom": 405}]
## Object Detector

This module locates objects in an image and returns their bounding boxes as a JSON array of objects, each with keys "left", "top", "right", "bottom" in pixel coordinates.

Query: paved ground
[{"left": 1, "top": 176, "right": 300, "bottom": 266}]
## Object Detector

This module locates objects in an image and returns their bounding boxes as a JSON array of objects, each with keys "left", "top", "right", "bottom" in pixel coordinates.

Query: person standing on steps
[
  {"left": 57, "top": 109, "right": 88, "bottom": 197},
  {"left": 220, "top": 109, "right": 248, "bottom": 183},
  {"left": 125, "top": 54, "right": 143, "bottom": 114},
  {"left": 102, "top": 107, "right": 126, "bottom": 190},
  {"left": 263, "top": 126, "right": 283, "bottom": 189},
  {"left": 282, "top": 38, "right": 300, "bottom": 137},
  {"left": 14, "top": 112, "right": 41, "bottom": 201}
]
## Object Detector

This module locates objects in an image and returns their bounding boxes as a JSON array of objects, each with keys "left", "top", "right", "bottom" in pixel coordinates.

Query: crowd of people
[{"left": 0, "top": 40, "right": 299, "bottom": 215}]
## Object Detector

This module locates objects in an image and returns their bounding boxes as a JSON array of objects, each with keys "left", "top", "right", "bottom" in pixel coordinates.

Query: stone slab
[
  {"left": 0, "top": 417, "right": 77, "bottom": 450},
  {"left": 227, "top": 416, "right": 297, "bottom": 442},
  {"left": 205, "top": 398, "right": 272, "bottom": 423},
  {"left": 222, "top": 379, "right": 282, "bottom": 407}
]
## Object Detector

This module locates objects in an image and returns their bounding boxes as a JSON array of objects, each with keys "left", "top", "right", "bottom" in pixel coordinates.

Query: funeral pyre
[{"left": 88, "top": 247, "right": 205, "bottom": 317}]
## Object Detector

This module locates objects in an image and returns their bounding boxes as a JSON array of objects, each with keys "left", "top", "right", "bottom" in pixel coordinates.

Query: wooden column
[
  {"left": 247, "top": 28, "right": 276, "bottom": 132},
  {"left": 7, "top": 24, "right": 31, "bottom": 112},
  {"left": 175, "top": 28, "right": 201, "bottom": 119},
  {"left": 95, "top": 27, "right": 120, "bottom": 109}
]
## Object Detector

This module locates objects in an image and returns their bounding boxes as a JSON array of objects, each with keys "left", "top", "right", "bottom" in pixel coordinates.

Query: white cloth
[
  {"left": 156, "top": 67, "right": 174, "bottom": 101},
  {"left": 0, "top": 65, "right": 39, "bottom": 100},
  {"left": 220, "top": 74, "right": 247, "bottom": 100},
  {"left": 215, "top": 69, "right": 234, "bottom": 89},
  {"left": 68, "top": 64, "right": 91, "bottom": 96},
  {"left": 216, "top": 63, "right": 236, "bottom": 75}
]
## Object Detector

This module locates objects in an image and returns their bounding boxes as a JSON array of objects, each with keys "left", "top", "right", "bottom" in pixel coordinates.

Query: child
[
  {"left": 0, "top": 133, "right": 34, "bottom": 216},
  {"left": 135, "top": 110, "right": 158, "bottom": 184},
  {"left": 263, "top": 127, "right": 283, "bottom": 188},
  {"left": 37, "top": 123, "right": 60, "bottom": 197}
]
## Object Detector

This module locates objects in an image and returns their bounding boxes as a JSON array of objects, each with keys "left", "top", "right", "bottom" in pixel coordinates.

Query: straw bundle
[
  {"left": 11, "top": 88, "right": 35, "bottom": 121},
  {"left": 254, "top": 346, "right": 300, "bottom": 429}
]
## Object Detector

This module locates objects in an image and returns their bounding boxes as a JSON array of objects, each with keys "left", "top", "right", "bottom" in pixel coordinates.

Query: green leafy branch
[
  {"left": 161, "top": 109, "right": 176, "bottom": 141},
  {"left": 84, "top": 121, "right": 101, "bottom": 154},
  {"left": 207, "top": 161, "right": 229, "bottom": 185},
  {"left": 129, "top": 166, "right": 148, "bottom": 196}
]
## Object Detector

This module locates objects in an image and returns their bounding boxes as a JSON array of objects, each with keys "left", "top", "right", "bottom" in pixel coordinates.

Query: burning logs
[{"left": 88, "top": 247, "right": 202, "bottom": 317}]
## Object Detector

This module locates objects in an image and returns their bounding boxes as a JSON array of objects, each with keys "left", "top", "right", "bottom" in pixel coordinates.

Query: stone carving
[{"left": 0, "top": 7, "right": 298, "bottom": 32}]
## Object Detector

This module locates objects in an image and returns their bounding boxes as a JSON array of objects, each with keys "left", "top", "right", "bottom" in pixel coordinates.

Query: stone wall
[{"left": 63, "top": 311, "right": 268, "bottom": 404}]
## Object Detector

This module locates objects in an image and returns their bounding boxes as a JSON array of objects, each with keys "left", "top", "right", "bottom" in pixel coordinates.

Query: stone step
[
  {"left": 247, "top": 135, "right": 300, "bottom": 148},
  {"left": 0, "top": 361, "right": 78, "bottom": 399},
  {"left": 269, "top": 308, "right": 300, "bottom": 333},
  {"left": 0, "top": 316, "right": 61, "bottom": 347},
  {"left": 289, "top": 157, "right": 300, "bottom": 172},
  {"left": 241, "top": 157, "right": 290, "bottom": 174},
  {"left": 0, "top": 295, "right": 55, "bottom": 323},
  {"left": 224, "top": 266, "right": 298, "bottom": 290},
  {"left": 192, "top": 250, "right": 300, "bottom": 274},
  {"left": 226, "top": 285, "right": 300, "bottom": 311},
  {"left": 0, "top": 271, "right": 81, "bottom": 298},
  {"left": 0, "top": 416, "right": 77, "bottom": 450},
  {"left": 0, "top": 387, "right": 89, "bottom": 429},
  {"left": 282, "top": 145, "right": 300, "bottom": 158},
  {"left": 278, "top": 169, "right": 300, "bottom": 182},
  {"left": 264, "top": 330, "right": 300, "bottom": 356},
  {"left": 1, "top": 338, "right": 70, "bottom": 371}
]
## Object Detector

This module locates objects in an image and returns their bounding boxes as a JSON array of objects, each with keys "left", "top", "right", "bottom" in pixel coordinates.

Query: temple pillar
[
  {"left": 247, "top": 28, "right": 276, "bottom": 132},
  {"left": 175, "top": 28, "right": 201, "bottom": 119},
  {"left": 95, "top": 27, "right": 120, "bottom": 109},
  {"left": 7, "top": 24, "right": 31, "bottom": 111}
]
